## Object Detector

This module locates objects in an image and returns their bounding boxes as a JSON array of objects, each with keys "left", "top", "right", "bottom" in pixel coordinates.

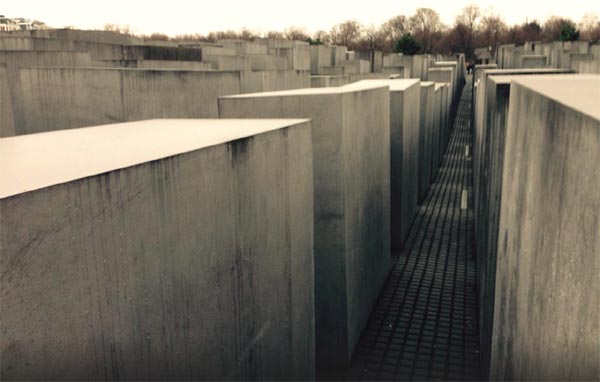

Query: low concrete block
[
  {"left": 218, "top": 84, "right": 391, "bottom": 374},
  {"left": 0, "top": 119, "right": 315, "bottom": 381},
  {"left": 491, "top": 75, "right": 600, "bottom": 381},
  {"left": 310, "top": 75, "right": 349, "bottom": 88},
  {"left": 518, "top": 54, "right": 547, "bottom": 68},
  {"left": 16, "top": 67, "right": 241, "bottom": 134}
]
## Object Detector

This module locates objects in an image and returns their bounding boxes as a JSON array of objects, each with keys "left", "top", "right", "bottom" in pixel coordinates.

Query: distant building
[
  {"left": 0, "top": 15, "right": 19, "bottom": 31},
  {"left": 0, "top": 15, "right": 48, "bottom": 31}
]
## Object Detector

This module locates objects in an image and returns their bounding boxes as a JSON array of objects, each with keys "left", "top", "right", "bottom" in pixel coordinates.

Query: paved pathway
[{"left": 346, "top": 78, "right": 481, "bottom": 381}]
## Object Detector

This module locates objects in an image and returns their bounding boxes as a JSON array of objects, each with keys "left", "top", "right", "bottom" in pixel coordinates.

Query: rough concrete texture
[
  {"left": 427, "top": 67, "right": 454, "bottom": 140},
  {"left": 418, "top": 81, "right": 435, "bottom": 202},
  {"left": 310, "top": 75, "right": 349, "bottom": 88},
  {"left": 0, "top": 119, "right": 315, "bottom": 381},
  {"left": 218, "top": 84, "right": 391, "bottom": 374},
  {"left": 490, "top": 75, "right": 600, "bottom": 381},
  {"left": 202, "top": 54, "right": 251, "bottom": 70},
  {"left": 310, "top": 45, "right": 331, "bottom": 75},
  {"left": 249, "top": 54, "right": 289, "bottom": 70},
  {"left": 518, "top": 54, "right": 547, "bottom": 68},
  {"left": 440, "top": 84, "right": 449, "bottom": 157},
  {"left": 0, "top": 51, "right": 97, "bottom": 136},
  {"left": 270, "top": 46, "right": 311, "bottom": 71},
  {"left": 472, "top": 69, "right": 575, "bottom": 258},
  {"left": 0, "top": 64, "right": 14, "bottom": 137},
  {"left": 12, "top": 67, "right": 309, "bottom": 135},
  {"left": 432, "top": 84, "right": 443, "bottom": 179},
  {"left": 345, "top": 79, "right": 421, "bottom": 251},
  {"left": 241, "top": 70, "right": 310, "bottom": 93}
]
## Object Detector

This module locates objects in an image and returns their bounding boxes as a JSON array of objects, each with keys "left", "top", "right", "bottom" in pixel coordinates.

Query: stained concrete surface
[
  {"left": 14, "top": 67, "right": 309, "bottom": 135},
  {"left": 491, "top": 75, "right": 600, "bottom": 381},
  {"left": 0, "top": 119, "right": 315, "bottom": 381},
  {"left": 218, "top": 84, "right": 391, "bottom": 375},
  {"left": 418, "top": 82, "right": 435, "bottom": 203},
  {"left": 345, "top": 79, "right": 421, "bottom": 252},
  {"left": 470, "top": 70, "right": 576, "bottom": 377}
]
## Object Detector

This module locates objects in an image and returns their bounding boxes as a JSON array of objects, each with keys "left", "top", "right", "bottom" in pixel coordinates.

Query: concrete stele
[
  {"left": 218, "top": 84, "right": 391, "bottom": 374},
  {"left": 491, "top": 75, "right": 600, "bottom": 381},
  {"left": 0, "top": 119, "right": 315, "bottom": 380}
]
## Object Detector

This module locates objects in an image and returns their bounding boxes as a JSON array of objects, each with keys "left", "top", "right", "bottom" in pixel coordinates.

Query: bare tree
[
  {"left": 284, "top": 26, "right": 309, "bottom": 41},
  {"left": 543, "top": 16, "right": 575, "bottom": 42},
  {"left": 266, "top": 30, "right": 284, "bottom": 39},
  {"left": 408, "top": 8, "right": 444, "bottom": 53},
  {"left": 478, "top": 8, "right": 507, "bottom": 54},
  {"left": 579, "top": 12, "right": 600, "bottom": 41},
  {"left": 330, "top": 20, "right": 363, "bottom": 49},
  {"left": 103, "top": 23, "right": 134, "bottom": 35},
  {"left": 380, "top": 15, "right": 408, "bottom": 52}
]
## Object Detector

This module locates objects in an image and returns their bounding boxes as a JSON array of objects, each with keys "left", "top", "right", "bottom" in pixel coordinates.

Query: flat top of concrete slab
[
  {"left": 0, "top": 118, "right": 310, "bottom": 199},
  {"left": 421, "top": 81, "right": 435, "bottom": 87},
  {"left": 220, "top": 82, "right": 388, "bottom": 98},
  {"left": 428, "top": 67, "right": 453, "bottom": 72},
  {"left": 435, "top": 83, "right": 448, "bottom": 90},
  {"left": 344, "top": 79, "right": 419, "bottom": 91},
  {"left": 435, "top": 61, "right": 458, "bottom": 65},
  {"left": 488, "top": 75, "right": 514, "bottom": 85},
  {"left": 483, "top": 68, "right": 574, "bottom": 76},
  {"left": 513, "top": 75, "right": 600, "bottom": 120}
]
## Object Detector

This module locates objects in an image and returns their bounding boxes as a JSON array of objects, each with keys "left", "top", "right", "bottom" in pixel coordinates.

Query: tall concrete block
[
  {"left": 491, "top": 75, "right": 600, "bottom": 381},
  {"left": 440, "top": 84, "right": 449, "bottom": 155},
  {"left": 218, "top": 84, "right": 391, "bottom": 374},
  {"left": 418, "top": 81, "right": 435, "bottom": 202},
  {"left": 473, "top": 69, "right": 574, "bottom": 239},
  {"left": 310, "top": 45, "right": 331, "bottom": 75},
  {"left": 0, "top": 119, "right": 315, "bottom": 381},
  {"left": 432, "top": 84, "right": 443, "bottom": 178},
  {"left": 428, "top": 67, "right": 454, "bottom": 144},
  {"left": 345, "top": 79, "right": 421, "bottom": 251}
]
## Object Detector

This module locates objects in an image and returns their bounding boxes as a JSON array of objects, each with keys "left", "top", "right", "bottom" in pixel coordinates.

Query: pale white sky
[{"left": 4, "top": 0, "right": 599, "bottom": 36}]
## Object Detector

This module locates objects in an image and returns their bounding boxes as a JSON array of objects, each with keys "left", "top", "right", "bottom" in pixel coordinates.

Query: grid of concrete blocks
[{"left": 0, "top": 28, "right": 463, "bottom": 380}]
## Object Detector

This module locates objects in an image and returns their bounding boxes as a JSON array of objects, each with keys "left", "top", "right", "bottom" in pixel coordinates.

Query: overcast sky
[{"left": 4, "top": 0, "right": 599, "bottom": 36}]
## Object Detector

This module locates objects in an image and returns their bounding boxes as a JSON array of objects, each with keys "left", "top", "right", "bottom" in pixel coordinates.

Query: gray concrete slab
[
  {"left": 14, "top": 67, "right": 309, "bottom": 135},
  {"left": 218, "top": 84, "right": 391, "bottom": 374},
  {"left": 0, "top": 119, "right": 315, "bottom": 381},
  {"left": 432, "top": 84, "right": 443, "bottom": 179},
  {"left": 490, "top": 75, "right": 600, "bottom": 381},
  {"left": 345, "top": 79, "right": 421, "bottom": 251},
  {"left": 418, "top": 82, "right": 435, "bottom": 202}
]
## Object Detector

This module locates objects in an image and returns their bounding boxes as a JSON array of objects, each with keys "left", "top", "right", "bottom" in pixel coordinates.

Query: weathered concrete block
[
  {"left": 310, "top": 45, "right": 331, "bottom": 75},
  {"left": 310, "top": 75, "right": 349, "bottom": 88},
  {"left": 491, "top": 75, "right": 600, "bottom": 381},
  {"left": 440, "top": 84, "right": 449, "bottom": 155},
  {"left": 418, "top": 81, "right": 435, "bottom": 201},
  {"left": 345, "top": 79, "right": 421, "bottom": 251},
  {"left": 0, "top": 119, "right": 315, "bottom": 381},
  {"left": 432, "top": 84, "right": 443, "bottom": 178},
  {"left": 0, "top": 64, "right": 14, "bottom": 137},
  {"left": 518, "top": 54, "right": 547, "bottom": 68},
  {"left": 16, "top": 67, "right": 242, "bottom": 134},
  {"left": 218, "top": 84, "right": 391, "bottom": 374}
]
